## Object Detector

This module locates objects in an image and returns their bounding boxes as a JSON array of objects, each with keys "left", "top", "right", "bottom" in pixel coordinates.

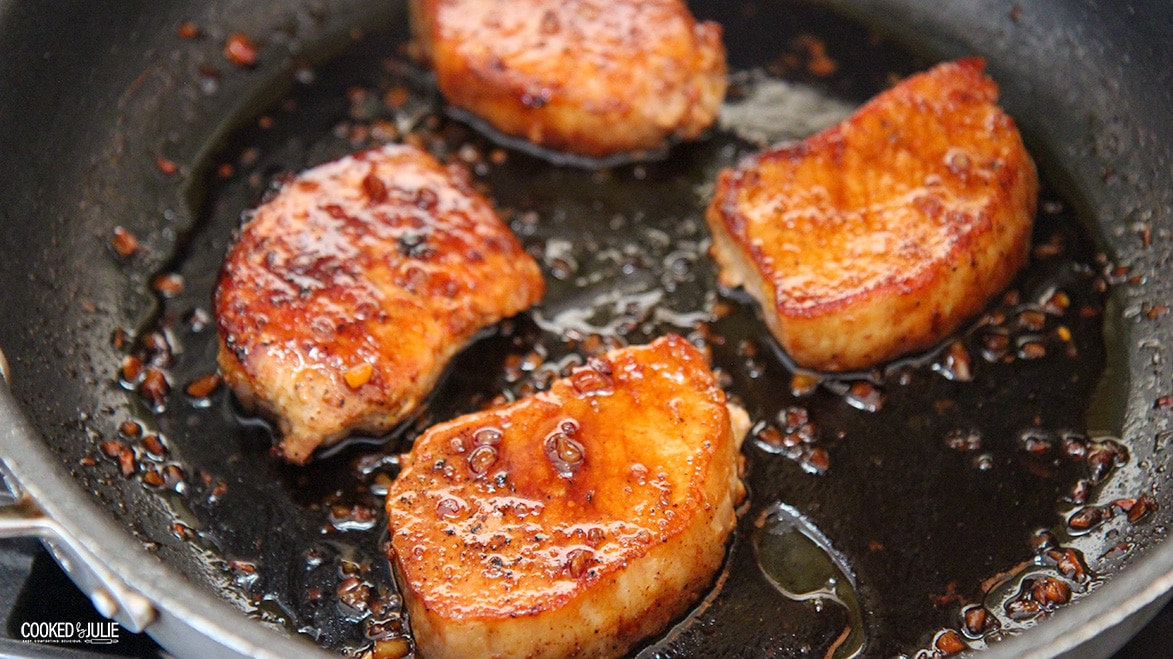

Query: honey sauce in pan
[{"left": 102, "top": 2, "right": 1145, "bottom": 656}]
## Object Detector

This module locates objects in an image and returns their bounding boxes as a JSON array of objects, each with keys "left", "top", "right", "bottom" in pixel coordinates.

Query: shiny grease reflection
[{"left": 754, "top": 503, "right": 865, "bottom": 659}]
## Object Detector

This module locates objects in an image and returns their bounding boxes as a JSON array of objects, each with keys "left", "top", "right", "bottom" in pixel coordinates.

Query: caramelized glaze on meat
[
  {"left": 215, "top": 144, "right": 544, "bottom": 464},
  {"left": 410, "top": 0, "right": 727, "bottom": 160},
  {"left": 386, "top": 335, "right": 747, "bottom": 658},
  {"left": 706, "top": 58, "right": 1037, "bottom": 371}
]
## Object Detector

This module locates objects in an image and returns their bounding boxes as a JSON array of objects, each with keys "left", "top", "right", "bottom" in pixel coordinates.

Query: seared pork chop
[
  {"left": 706, "top": 58, "right": 1037, "bottom": 371},
  {"left": 386, "top": 335, "right": 747, "bottom": 658},
  {"left": 215, "top": 144, "right": 544, "bottom": 464},
  {"left": 410, "top": 0, "right": 727, "bottom": 161}
]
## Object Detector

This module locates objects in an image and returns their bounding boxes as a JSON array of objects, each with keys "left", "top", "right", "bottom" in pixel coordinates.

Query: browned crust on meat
[
  {"left": 411, "top": 0, "right": 727, "bottom": 159},
  {"left": 706, "top": 58, "right": 1037, "bottom": 371},
  {"left": 386, "top": 335, "right": 743, "bottom": 658},
  {"left": 215, "top": 144, "right": 544, "bottom": 464}
]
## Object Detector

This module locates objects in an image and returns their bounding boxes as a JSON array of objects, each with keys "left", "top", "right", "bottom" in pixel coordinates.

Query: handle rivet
[{"left": 91, "top": 588, "right": 120, "bottom": 620}]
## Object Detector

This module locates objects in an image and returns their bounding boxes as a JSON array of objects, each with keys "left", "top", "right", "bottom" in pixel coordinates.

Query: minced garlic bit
[{"left": 344, "top": 363, "right": 375, "bottom": 389}]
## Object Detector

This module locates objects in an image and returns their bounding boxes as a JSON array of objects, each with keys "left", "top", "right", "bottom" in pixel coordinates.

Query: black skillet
[{"left": 0, "top": 0, "right": 1170, "bottom": 657}]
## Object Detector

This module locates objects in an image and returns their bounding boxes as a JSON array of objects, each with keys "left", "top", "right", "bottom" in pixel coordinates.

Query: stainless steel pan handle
[
  {"left": 0, "top": 342, "right": 332, "bottom": 658},
  {"left": 0, "top": 346, "right": 158, "bottom": 633},
  {"left": 0, "top": 496, "right": 158, "bottom": 632}
]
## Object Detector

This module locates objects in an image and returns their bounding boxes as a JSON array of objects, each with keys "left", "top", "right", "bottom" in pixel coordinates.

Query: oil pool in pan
[{"left": 105, "top": 2, "right": 1139, "bottom": 657}]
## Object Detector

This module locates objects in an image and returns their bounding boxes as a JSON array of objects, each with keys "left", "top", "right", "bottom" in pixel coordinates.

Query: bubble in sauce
[
  {"left": 544, "top": 419, "right": 585, "bottom": 477},
  {"left": 467, "top": 445, "right": 498, "bottom": 476},
  {"left": 569, "top": 363, "right": 613, "bottom": 397}
]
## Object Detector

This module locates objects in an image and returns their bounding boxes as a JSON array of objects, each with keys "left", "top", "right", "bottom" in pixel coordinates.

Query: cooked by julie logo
[{"left": 19, "top": 621, "right": 119, "bottom": 645}]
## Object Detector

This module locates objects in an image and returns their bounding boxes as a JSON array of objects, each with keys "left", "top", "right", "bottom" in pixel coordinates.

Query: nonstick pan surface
[{"left": 0, "top": 0, "right": 1170, "bottom": 657}]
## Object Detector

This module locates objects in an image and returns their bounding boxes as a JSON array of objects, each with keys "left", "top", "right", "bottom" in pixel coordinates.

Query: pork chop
[
  {"left": 385, "top": 335, "right": 747, "bottom": 658},
  {"left": 215, "top": 144, "right": 544, "bottom": 464},
  {"left": 706, "top": 58, "right": 1037, "bottom": 371},
  {"left": 410, "top": 0, "right": 727, "bottom": 161}
]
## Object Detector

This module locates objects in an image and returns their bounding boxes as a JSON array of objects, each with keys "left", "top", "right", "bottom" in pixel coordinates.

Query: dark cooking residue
[{"left": 89, "top": 2, "right": 1144, "bottom": 657}]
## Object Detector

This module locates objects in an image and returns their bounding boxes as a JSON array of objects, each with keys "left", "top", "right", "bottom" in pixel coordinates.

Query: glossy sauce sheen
[
  {"left": 707, "top": 58, "right": 1037, "bottom": 371},
  {"left": 215, "top": 144, "right": 544, "bottom": 463},
  {"left": 387, "top": 336, "right": 745, "bottom": 658},
  {"left": 411, "top": 0, "right": 727, "bottom": 159}
]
